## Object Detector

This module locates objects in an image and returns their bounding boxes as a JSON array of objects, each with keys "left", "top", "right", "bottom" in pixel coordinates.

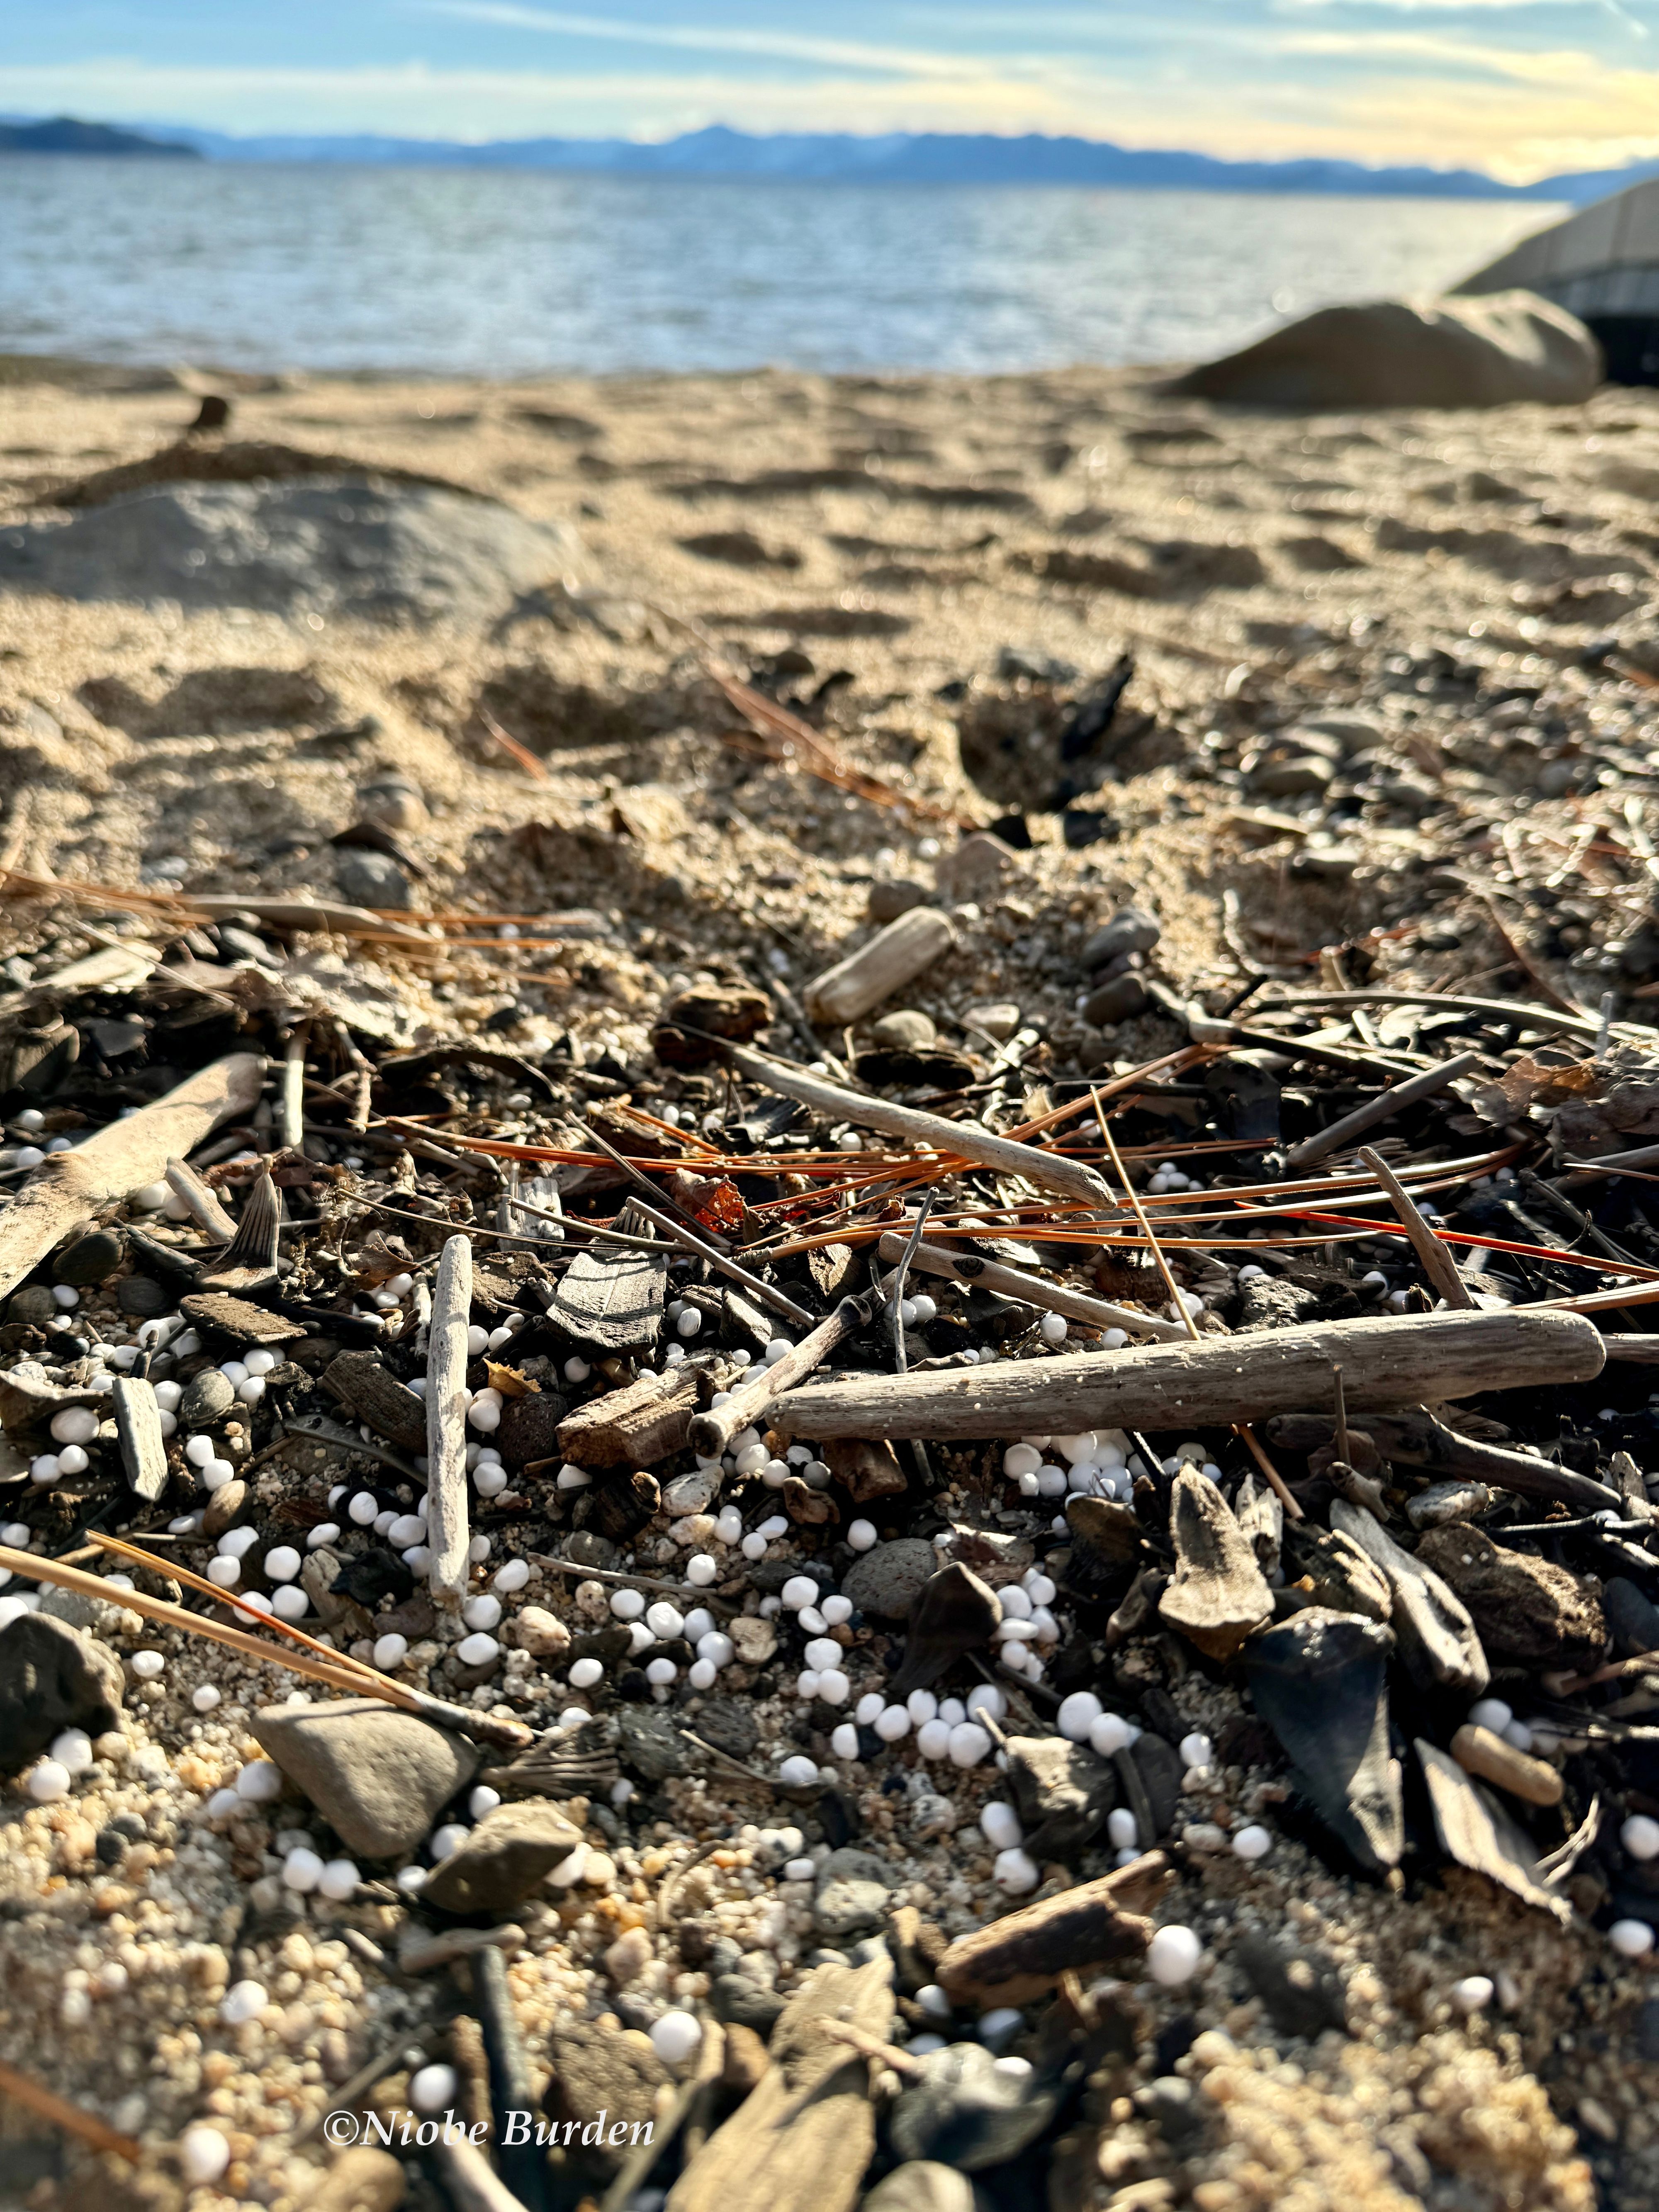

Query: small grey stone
[
  {"left": 1238, "top": 1274, "right": 1319, "bottom": 1331},
  {"left": 618, "top": 1705, "right": 692, "bottom": 1780},
  {"left": 421, "top": 1798, "right": 584, "bottom": 1914},
  {"left": 564, "top": 1531, "right": 618, "bottom": 1570},
  {"left": 1080, "top": 973, "right": 1148, "bottom": 1027},
  {"left": 548, "top": 2024, "right": 670, "bottom": 2149},
  {"left": 495, "top": 1392, "right": 569, "bottom": 1470},
  {"left": 1081, "top": 906, "right": 1160, "bottom": 971},
  {"left": 335, "top": 848, "right": 412, "bottom": 911},
  {"left": 711, "top": 1971, "right": 786, "bottom": 2035},
  {"left": 0, "top": 1613, "right": 125, "bottom": 1775},
  {"left": 179, "top": 1368, "right": 237, "bottom": 1426},
  {"left": 7, "top": 1286, "right": 57, "bottom": 1328},
  {"left": 54, "top": 1231, "right": 125, "bottom": 1287},
  {"left": 1134, "top": 2076, "right": 1206, "bottom": 2151},
  {"left": 869, "top": 879, "right": 929, "bottom": 925},
  {"left": 1250, "top": 754, "right": 1335, "bottom": 798},
  {"left": 251, "top": 1696, "right": 480, "bottom": 1858},
  {"left": 116, "top": 1275, "right": 170, "bottom": 1318},
  {"left": 201, "top": 1478, "right": 248, "bottom": 1538},
  {"left": 842, "top": 1538, "right": 938, "bottom": 1621},
  {"left": 872, "top": 1009, "right": 937, "bottom": 1049},
  {"left": 813, "top": 1846, "right": 896, "bottom": 1939},
  {"left": 693, "top": 1695, "right": 758, "bottom": 1762}
]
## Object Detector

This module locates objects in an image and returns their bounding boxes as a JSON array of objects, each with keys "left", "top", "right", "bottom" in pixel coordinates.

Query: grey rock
[
  {"left": 548, "top": 2024, "right": 670, "bottom": 2152},
  {"left": 1233, "top": 1934, "right": 1348, "bottom": 2039},
  {"left": 178, "top": 1368, "right": 237, "bottom": 1427},
  {"left": 1128, "top": 1733, "right": 1185, "bottom": 1838},
  {"left": 335, "top": 848, "right": 411, "bottom": 912},
  {"left": 889, "top": 2043, "right": 1062, "bottom": 2171},
  {"left": 0, "top": 1613, "right": 125, "bottom": 1775},
  {"left": 250, "top": 1696, "right": 480, "bottom": 1858},
  {"left": 871, "top": 1009, "right": 938, "bottom": 1049},
  {"left": 7, "top": 1286, "right": 57, "bottom": 1328},
  {"left": 1081, "top": 906, "right": 1160, "bottom": 971},
  {"left": 693, "top": 1694, "right": 758, "bottom": 1762},
  {"left": 495, "top": 1392, "right": 569, "bottom": 1471},
  {"left": 1331, "top": 1500, "right": 1489, "bottom": 1699},
  {"left": 862, "top": 2164, "right": 976, "bottom": 2212},
  {"left": 116, "top": 1275, "right": 170, "bottom": 1318},
  {"left": 1606, "top": 1577, "right": 1659, "bottom": 1659},
  {"left": 201, "top": 1478, "right": 248, "bottom": 1538},
  {"left": 842, "top": 1538, "right": 938, "bottom": 1621},
  {"left": 1245, "top": 1608, "right": 1404, "bottom": 1875},
  {"left": 618, "top": 1705, "right": 692, "bottom": 1780},
  {"left": 54, "top": 1231, "right": 125, "bottom": 1287},
  {"left": 1007, "top": 1733, "right": 1117, "bottom": 1859},
  {"left": 1080, "top": 973, "right": 1149, "bottom": 1027},
  {"left": 0, "top": 478, "right": 583, "bottom": 626},
  {"left": 1250, "top": 754, "right": 1335, "bottom": 798},
  {"left": 711, "top": 1970, "right": 786, "bottom": 2035},
  {"left": 868, "top": 880, "right": 930, "bottom": 925},
  {"left": 813, "top": 1846, "right": 896, "bottom": 1939},
  {"left": 564, "top": 1530, "right": 618, "bottom": 1571},
  {"left": 421, "top": 1798, "right": 584, "bottom": 1914}
]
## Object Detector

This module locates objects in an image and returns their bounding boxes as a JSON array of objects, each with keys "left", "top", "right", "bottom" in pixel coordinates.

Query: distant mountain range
[
  {"left": 0, "top": 115, "right": 199, "bottom": 156},
  {"left": 2, "top": 115, "right": 1653, "bottom": 204}
]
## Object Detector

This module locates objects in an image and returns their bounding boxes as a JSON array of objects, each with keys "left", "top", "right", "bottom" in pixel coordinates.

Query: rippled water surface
[{"left": 0, "top": 158, "right": 1564, "bottom": 376}]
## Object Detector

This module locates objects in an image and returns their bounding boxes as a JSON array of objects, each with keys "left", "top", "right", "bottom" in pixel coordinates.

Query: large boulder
[{"left": 1171, "top": 290, "right": 1600, "bottom": 411}]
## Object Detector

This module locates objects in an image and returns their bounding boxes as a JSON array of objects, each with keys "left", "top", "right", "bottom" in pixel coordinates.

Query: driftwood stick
[
  {"left": 433, "top": 2136, "right": 533, "bottom": 2212},
  {"left": 1283, "top": 1053, "right": 1480, "bottom": 1171},
  {"left": 1359, "top": 1144, "right": 1474, "bottom": 1309},
  {"left": 875, "top": 1232, "right": 1188, "bottom": 1341},
  {"left": 724, "top": 1044, "right": 1114, "bottom": 1209},
  {"left": 770, "top": 1309, "right": 1606, "bottom": 1442},
  {"left": 0, "top": 1051, "right": 263, "bottom": 1302},
  {"left": 688, "top": 1296, "right": 870, "bottom": 1458},
  {"left": 164, "top": 1155, "right": 237, "bottom": 1241},
  {"left": 803, "top": 907, "right": 955, "bottom": 1026},
  {"left": 427, "top": 1233, "right": 474, "bottom": 1606},
  {"left": 184, "top": 891, "right": 428, "bottom": 942},
  {"left": 280, "top": 1024, "right": 307, "bottom": 1150},
  {"left": 1601, "top": 1335, "right": 1659, "bottom": 1363}
]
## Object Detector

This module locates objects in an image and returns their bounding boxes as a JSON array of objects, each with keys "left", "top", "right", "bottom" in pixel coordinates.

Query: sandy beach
[{"left": 4, "top": 354, "right": 1659, "bottom": 2212}]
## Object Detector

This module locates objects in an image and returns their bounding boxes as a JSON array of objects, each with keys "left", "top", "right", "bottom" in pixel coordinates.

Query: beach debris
[
  {"left": 425, "top": 1233, "right": 473, "bottom": 1606},
  {"left": 421, "top": 1798, "right": 585, "bottom": 1914},
  {"left": 889, "top": 1563, "right": 1002, "bottom": 1697},
  {"left": 1416, "top": 1740, "right": 1572, "bottom": 1922},
  {"left": 803, "top": 907, "right": 956, "bottom": 1025},
  {"left": 1414, "top": 1524, "right": 1606, "bottom": 1673},
  {"left": 1158, "top": 1467, "right": 1273, "bottom": 1659},
  {"left": 888, "top": 2042, "right": 1066, "bottom": 2169},
  {"left": 1450, "top": 1723, "right": 1564, "bottom": 1808},
  {"left": 1005, "top": 1733, "right": 1119, "bottom": 1858},
  {"left": 1329, "top": 1500, "right": 1491, "bottom": 1699},
  {"left": 935, "top": 1853, "right": 1171, "bottom": 2005},
  {"left": 1245, "top": 1610, "right": 1404, "bottom": 1874}
]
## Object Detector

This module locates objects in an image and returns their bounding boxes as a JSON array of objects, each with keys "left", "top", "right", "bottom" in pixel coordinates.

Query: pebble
[{"left": 1147, "top": 1926, "right": 1203, "bottom": 1985}]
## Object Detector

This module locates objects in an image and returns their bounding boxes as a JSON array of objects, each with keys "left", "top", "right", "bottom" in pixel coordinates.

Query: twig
[
  {"left": 427, "top": 1233, "right": 473, "bottom": 1605},
  {"left": 1359, "top": 1144, "right": 1473, "bottom": 1309},
  {"left": 280, "top": 1022, "right": 307, "bottom": 1150},
  {"left": 687, "top": 1295, "right": 871, "bottom": 1458},
  {"left": 0, "top": 2056, "right": 141, "bottom": 2164},
  {"left": 1281, "top": 1052, "right": 1480, "bottom": 1172},
  {"left": 1097, "top": 1100, "right": 1299, "bottom": 1518},
  {"left": 872, "top": 1231, "right": 1187, "bottom": 1342}
]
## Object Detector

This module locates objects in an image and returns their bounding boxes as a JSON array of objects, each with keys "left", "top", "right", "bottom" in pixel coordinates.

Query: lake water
[{"left": 0, "top": 156, "right": 1564, "bottom": 378}]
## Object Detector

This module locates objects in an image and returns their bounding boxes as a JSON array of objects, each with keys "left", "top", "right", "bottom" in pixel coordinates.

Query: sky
[{"left": 4, "top": 1, "right": 1659, "bottom": 183}]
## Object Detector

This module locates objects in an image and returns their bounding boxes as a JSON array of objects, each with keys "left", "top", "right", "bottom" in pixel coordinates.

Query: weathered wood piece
[
  {"left": 1282, "top": 1053, "right": 1480, "bottom": 1171},
  {"left": 666, "top": 1959, "right": 894, "bottom": 2212},
  {"left": 935, "top": 1853, "right": 1172, "bottom": 2005},
  {"left": 1245, "top": 1609, "right": 1403, "bottom": 1874},
  {"left": 1157, "top": 1469, "right": 1272, "bottom": 1658},
  {"left": 110, "top": 1377, "right": 168, "bottom": 1503},
  {"left": 1330, "top": 1499, "right": 1489, "bottom": 1699},
  {"left": 0, "top": 1051, "right": 263, "bottom": 1303},
  {"left": 803, "top": 906, "right": 956, "bottom": 1026},
  {"left": 164, "top": 1156, "right": 237, "bottom": 1241},
  {"left": 1266, "top": 1405, "right": 1624, "bottom": 1516},
  {"left": 180, "top": 1290, "right": 305, "bottom": 1343},
  {"left": 875, "top": 1231, "right": 1187, "bottom": 1342},
  {"left": 549, "top": 1205, "right": 668, "bottom": 1351},
  {"left": 426, "top": 1233, "right": 473, "bottom": 1606},
  {"left": 688, "top": 1296, "right": 868, "bottom": 1458},
  {"left": 771, "top": 1309, "right": 1605, "bottom": 1441},
  {"left": 1417, "top": 1739, "right": 1570, "bottom": 1922},
  {"left": 323, "top": 1351, "right": 428, "bottom": 1453},
  {"left": 555, "top": 1365, "right": 703, "bottom": 1468},
  {"left": 725, "top": 1044, "right": 1115, "bottom": 1209},
  {"left": 1360, "top": 1144, "right": 1474, "bottom": 1309}
]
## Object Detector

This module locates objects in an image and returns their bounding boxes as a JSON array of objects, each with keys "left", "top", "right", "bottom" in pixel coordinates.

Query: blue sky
[{"left": 4, "top": 1, "right": 1659, "bottom": 180}]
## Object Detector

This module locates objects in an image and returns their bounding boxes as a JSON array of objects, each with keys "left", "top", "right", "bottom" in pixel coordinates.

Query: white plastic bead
[
  {"left": 1058, "top": 1692, "right": 1102, "bottom": 1743},
  {"left": 1146, "top": 1926, "right": 1202, "bottom": 1985}
]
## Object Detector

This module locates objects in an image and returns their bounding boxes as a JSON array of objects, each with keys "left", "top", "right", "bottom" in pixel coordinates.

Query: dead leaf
[{"left": 486, "top": 1362, "right": 540, "bottom": 1398}]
